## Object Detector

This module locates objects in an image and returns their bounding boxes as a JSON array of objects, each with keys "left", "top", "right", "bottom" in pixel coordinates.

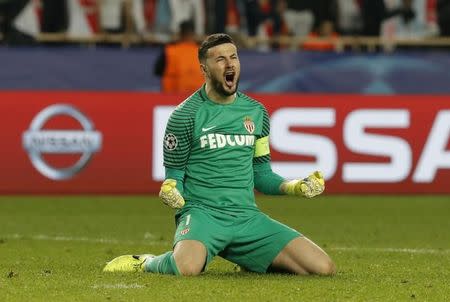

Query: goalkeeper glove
[
  {"left": 159, "top": 179, "right": 185, "bottom": 209},
  {"left": 283, "top": 171, "right": 325, "bottom": 198}
]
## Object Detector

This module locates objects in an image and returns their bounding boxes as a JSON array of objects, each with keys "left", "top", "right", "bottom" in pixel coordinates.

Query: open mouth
[{"left": 224, "top": 72, "right": 235, "bottom": 87}]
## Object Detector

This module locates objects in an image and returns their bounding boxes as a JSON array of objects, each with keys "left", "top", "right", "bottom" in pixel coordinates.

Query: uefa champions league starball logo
[
  {"left": 22, "top": 104, "right": 102, "bottom": 180},
  {"left": 164, "top": 133, "right": 178, "bottom": 150}
]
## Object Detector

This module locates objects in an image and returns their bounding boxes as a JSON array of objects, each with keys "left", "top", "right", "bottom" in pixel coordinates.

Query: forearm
[
  {"left": 253, "top": 162, "right": 285, "bottom": 195},
  {"left": 165, "top": 167, "right": 185, "bottom": 195}
]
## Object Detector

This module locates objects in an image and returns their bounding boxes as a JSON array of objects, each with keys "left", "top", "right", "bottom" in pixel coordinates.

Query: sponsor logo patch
[{"left": 22, "top": 104, "right": 102, "bottom": 180}]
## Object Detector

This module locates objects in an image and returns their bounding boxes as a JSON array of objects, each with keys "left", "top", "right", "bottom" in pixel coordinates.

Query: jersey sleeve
[
  {"left": 163, "top": 107, "right": 194, "bottom": 170},
  {"left": 252, "top": 106, "right": 285, "bottom": 194},
  {"left": 253, "top": 106, "right": 271, "bottom": 164}
]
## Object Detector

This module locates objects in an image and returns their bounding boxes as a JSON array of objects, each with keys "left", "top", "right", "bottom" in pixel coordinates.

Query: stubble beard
[{"left": 210, "top": 73, "right": 240, "bottom": 97}]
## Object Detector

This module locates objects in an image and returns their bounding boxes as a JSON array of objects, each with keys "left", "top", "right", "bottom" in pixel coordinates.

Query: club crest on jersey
[
  {"left": 164, "top": 133, "right": 178, "bottom": 150},
  {"left": 243, "top": 116, "right": 255, "bottom": 134}
]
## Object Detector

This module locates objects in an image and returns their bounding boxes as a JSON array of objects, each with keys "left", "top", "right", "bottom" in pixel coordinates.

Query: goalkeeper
[{"left": 104, "top": 33, "right": 335, "bottom": 276}]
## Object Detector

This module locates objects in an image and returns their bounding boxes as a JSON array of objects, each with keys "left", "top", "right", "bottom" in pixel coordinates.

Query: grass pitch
[{"left": 0, "top": 195, "right": 449, "bottom": 302}]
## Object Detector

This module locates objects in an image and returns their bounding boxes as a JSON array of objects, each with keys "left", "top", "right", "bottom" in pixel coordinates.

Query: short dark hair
[{"left": 198, "top": 33, "right": 236, "bottom": 62}]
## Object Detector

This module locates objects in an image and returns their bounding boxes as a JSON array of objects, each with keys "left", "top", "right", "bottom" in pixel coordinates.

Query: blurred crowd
[{"left": 1, "top": 0, "right": 450, "bottom": 49}]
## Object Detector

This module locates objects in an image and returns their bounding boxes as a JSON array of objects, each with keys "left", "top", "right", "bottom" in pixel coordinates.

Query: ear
[{"left": 200, "top": 64, "right": 208, "bottom": 77}]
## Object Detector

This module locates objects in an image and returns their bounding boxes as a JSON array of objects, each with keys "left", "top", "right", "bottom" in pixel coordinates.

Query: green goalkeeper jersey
[{"left": 163, "top": 85, "right": 271, "bottom": 213}]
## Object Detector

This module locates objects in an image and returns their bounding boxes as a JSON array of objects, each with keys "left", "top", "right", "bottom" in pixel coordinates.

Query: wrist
[{"left": 281, "top": 179, "right": 301, "bottom": 196}]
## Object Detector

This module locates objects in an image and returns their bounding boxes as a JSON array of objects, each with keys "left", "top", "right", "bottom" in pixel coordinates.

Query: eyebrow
[{"left": 214, "top": 53, "right": 237, "bottom": 60}]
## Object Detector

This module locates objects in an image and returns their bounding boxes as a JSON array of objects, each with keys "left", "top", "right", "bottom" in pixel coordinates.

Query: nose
[{"left": 225, "top": 58, "right": 233, "bottom": 68}]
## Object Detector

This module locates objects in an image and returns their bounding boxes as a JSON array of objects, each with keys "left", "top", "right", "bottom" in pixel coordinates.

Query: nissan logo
[{"left": 22, "top": 104, "right": 102, "bottom": 180}]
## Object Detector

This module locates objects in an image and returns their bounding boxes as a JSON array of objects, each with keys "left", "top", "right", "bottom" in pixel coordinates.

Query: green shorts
[{"left": 173, "top": 205, "right": 301, "bottom": 273}]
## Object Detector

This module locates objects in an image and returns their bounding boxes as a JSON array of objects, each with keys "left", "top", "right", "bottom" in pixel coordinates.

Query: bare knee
[
  {"left": 274, "top": 237, "right": 336, "bottom": 276},
  {"left": 173, "top": 240, "right": 207, "bottom": 276},
  {"left": 176, "top": 261, "right": 203, "bottom": 276},
  {"left": 314, "top": 258, "right": 336, "bottom": 276}
]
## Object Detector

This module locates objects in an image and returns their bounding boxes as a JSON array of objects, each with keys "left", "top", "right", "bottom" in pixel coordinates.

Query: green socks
[{"left": 144, "top": 251, "right": 180, "bottom": 275}]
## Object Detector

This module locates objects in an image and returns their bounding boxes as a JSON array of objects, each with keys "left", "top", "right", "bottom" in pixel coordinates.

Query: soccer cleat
[
  {"left": 159, "top": 179, "right": 185, "bottom": 209},
  {"left": 103, "top": 254, "right": 154, "bottom": 273}
]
